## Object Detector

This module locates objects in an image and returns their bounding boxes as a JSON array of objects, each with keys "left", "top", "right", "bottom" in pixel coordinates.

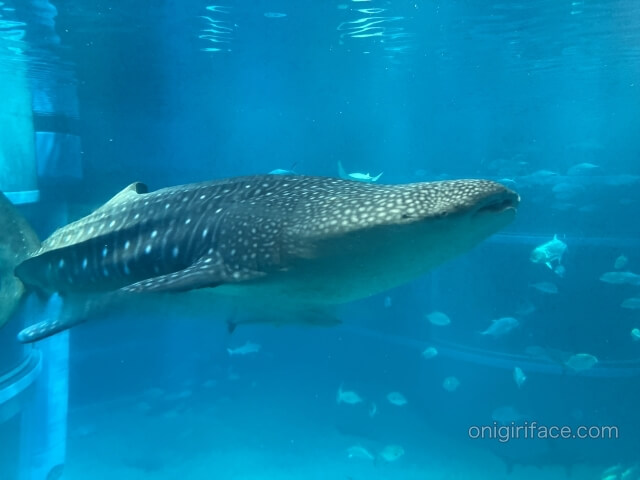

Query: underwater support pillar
[
  {"left": 18, "top": 209, "right": 71, "bottom": 480},
  {"left": 19, "top": 326, "right": 69, "bottom": 480},
  {"left": 0, "top": 37, "right": 38, "bottom": 199}
]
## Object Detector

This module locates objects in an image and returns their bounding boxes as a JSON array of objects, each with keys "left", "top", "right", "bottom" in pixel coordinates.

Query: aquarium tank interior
[{"left": 1, "top": 0, "right": 640, "bottom": 479}]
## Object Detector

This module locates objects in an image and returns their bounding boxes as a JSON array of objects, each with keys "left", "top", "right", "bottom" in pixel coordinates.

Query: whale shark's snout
[
  {"left": 471, "top": 186, "right": 520, "bottom": 217},
  {"left": 417, "top": 179, "right": 520, "bottom": 243},
  {"left": 397, "top": 179, "right": 520, "bottom": 223},
  {"left": 474, "top": 183, "right": 520, "bottom": 214},
  {"left": 276, "top": 178, "right": 521, "bottom": 306}
]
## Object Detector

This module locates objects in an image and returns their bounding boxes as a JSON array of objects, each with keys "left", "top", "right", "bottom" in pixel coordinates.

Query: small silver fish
[
  {"left": 263, "top": 12, "right": 287, "bottom": 18},
  {"left": 386, "top": 392, "right": 407, "bottom": 406},
  {"left": 631, "top": 328, "right": 640, "bottom": 341},
  {"left": 426, "top": 311, "right": 451, "bottom": 326},
  {"left": 614, "top": 255, "right": 628, "bottom": 270},
  {"left": 227, "top": 341, "right": 261, "bottom": 356},
  {"left": 565, "top": 353, "right": 598, "bottom": 372},
  {"left": 442, "top": 376, "right": 460, "bottom": 392},
  {"left": 347, "top": 444, "right": 375, "bottom": 461},
  {"left": 480, "top": 317, "right": 519, "bottom": 336},
  {"left": 621, "top": 464, "right": 639, "bottom": 479},
  {"left": 521, "top": 169, "right": 559, "bottom": 186},
  {"left": 338, "top": 161, "right": 383, "bottom": 183},
  {"left": 600, "top": 271, "right": 640, "bottom": 286},
  {"left": 379, "top": 445, "right": 405, "bottom": 462},
  {"left": 621, "top": 297, "right": 640, "bottom": 310},
  {"left": 530, "top": 235, "right": 567, "bottom": 269},
  {"left": 421, "top": 346, "right": 438, "bottom": 359},
  {"left": 513, "top": 366, "right": 526, "bottom": 388},
  {"left": 498, "top": 178, "right": 518, "bottom": 189},
  {"left": 601, "top": 464, "right": 623, "bottom": 478},
  {"left": 566, "top": 162, "right": 600, "bottom": 176},
  {"left": 530, "top": 281, "right": 558, "bottom": 294},
  {"left": 336, "top": 384, "right": 363, "bottom": 405}
]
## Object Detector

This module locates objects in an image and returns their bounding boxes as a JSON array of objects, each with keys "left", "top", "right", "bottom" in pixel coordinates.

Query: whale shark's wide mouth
[{"left": 473, "top": 190, "right": 520, "bottom": 216}]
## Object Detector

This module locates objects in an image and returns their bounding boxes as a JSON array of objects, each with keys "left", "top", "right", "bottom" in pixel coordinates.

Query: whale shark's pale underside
[{"left": 0, "top": 174, "right": 519, "bottom": 342}]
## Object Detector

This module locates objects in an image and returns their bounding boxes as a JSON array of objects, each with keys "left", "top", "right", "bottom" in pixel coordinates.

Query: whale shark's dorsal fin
[
  {"left": 94, "top": 182, "right": 148, "bottom": 214},
  {"left": 110, "top": 182, "right": 148, "bottom": 200}
]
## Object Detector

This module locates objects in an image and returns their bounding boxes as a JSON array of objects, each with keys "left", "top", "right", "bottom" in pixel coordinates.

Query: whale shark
[
  {"left": 1, "top": 174, "right": 519, "bottom": 342},
  {"left": 0, "top": 193, "right": 40, "bottom": 330}
]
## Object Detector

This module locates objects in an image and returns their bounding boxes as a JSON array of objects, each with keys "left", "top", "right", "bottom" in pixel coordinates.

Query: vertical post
[
  {"left": 2, "top": 1, "right": 79, "bottom": 478},
  {"left": 19, "top": 331, "right": 69, "bottom": 480},
  {"left": 0, "top": 49, "right": 37, "bottom": 194},
  {"left": 19, "top": 275, "right": 69, "bottom": 480}
]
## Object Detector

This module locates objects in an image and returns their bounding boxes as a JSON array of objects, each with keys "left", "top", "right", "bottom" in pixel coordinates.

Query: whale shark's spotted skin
[
  {"left": 11, "top": 174, "right": 519, "bottom": 342},
  {"left": 0, "top": 193, "right": 40, "bottom": 329}
]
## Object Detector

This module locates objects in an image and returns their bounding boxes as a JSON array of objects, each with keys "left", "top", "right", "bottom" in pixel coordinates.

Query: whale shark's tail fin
[{"left": 0, "top": 192, "right": 41, "bottom": 330}]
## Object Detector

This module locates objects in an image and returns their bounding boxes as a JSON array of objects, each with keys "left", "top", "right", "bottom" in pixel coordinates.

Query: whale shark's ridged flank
[
  {"left": 0, "top": 193, "right": 40, "bottom": 329},
  {"left": 3, "top": 175, "right": 519, "bottom": 342}
]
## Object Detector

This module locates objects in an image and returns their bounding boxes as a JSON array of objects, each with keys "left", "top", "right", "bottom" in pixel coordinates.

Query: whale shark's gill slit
[
  {"left": 88, "top": 236, "right": 99, "bottom": 283},
  {"left": 182, "top": 196, "right": 206, "bottom": 261}
]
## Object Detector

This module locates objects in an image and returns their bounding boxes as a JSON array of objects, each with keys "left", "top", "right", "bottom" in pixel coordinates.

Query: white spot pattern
[{"left": 18, "top": 175, "right": 516, "bottom": 296}]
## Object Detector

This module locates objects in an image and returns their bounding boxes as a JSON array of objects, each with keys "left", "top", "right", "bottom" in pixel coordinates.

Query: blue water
[{"left": 1, "top": 0, "right": 640, "bottom": 479}]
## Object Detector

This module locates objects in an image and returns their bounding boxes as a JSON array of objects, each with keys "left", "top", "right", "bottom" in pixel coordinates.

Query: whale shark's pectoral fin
[
  {"left": 120, "top": 257, "right": 266, "bottom": 294},
  {"left": 16, "top": 293, "right": 83, "bottom": 343},
  {"left": 17, "top": 312, "right": 85, "bottom": 343}
]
